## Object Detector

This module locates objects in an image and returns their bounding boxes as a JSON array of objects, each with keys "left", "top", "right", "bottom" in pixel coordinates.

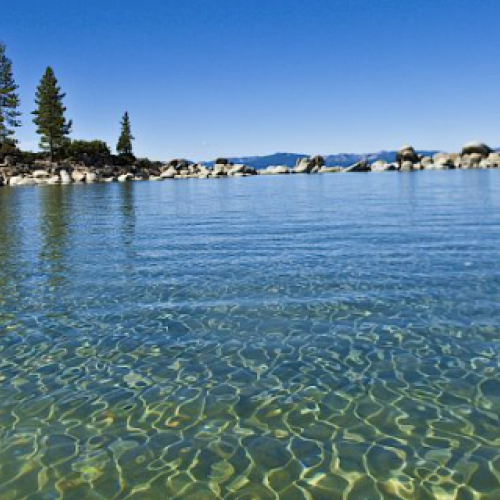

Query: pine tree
[
  {"left": 32, "top": 67, "right": 72, "bottom": 161},
  {"left": 0, "top": 42, "right": 21, "bottom": 146},
  {"left": 116, "top": 111, "right": 134, "bottom": 156}
]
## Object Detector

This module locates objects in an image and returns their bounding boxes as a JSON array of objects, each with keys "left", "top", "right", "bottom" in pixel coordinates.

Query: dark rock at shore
[
  {"left": 293, "top": 157, "right": 315, "bottom": 174},
  {"left": 397, "top": 146, "right": 420, "bottom": 164},
  {"left": 344, "top": 160, "right": 370, "bottom": 172},
  {"left": 461, "top": 142, "right": 491, "bottom": 158},
  {"left": 167, "top": 159, "right": 190, "bottom": 169},
  {"left": 311, "top": 155, "right": 325, "bottom": 168}
]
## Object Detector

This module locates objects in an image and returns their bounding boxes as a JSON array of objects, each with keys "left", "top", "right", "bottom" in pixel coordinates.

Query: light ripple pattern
[{"left": 1, "top": 171, "right": 500, "bottom": 499}]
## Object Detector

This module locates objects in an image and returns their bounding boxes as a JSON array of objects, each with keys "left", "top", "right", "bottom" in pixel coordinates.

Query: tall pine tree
[
  {"left": 116, "top": 111, "right": 134, "bottom": 156},
  {"left": 32, "top": 67, "right": 72, "bottom": 161},
  {"left": 0, "top": 42, "right": 21, "bottom": 146}
]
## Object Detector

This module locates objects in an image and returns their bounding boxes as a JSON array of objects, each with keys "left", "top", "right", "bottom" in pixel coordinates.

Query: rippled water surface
[{"left": 1, "top": 171, "right": 500, "bottom": 499}]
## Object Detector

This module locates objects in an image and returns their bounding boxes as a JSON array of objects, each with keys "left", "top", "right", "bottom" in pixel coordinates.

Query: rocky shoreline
[{"left": 1, "top": 142, "right": 498, "bottom": 187}]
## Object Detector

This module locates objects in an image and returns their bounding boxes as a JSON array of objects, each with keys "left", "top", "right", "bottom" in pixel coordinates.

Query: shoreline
[{"left": 1, "top": 143, "right": 499, "bottom": 188}]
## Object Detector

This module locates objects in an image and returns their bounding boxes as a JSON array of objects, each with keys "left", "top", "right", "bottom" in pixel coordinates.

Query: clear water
[{"left": 1, "top": 171, "right": 500, "bottom": 499}]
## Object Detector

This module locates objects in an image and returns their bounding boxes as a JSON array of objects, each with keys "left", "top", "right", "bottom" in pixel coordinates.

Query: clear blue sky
[{"left": 1, "top": 0, "right": 499, "bottom": 160}]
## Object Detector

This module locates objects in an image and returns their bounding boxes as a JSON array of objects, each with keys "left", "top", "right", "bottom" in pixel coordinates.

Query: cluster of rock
[
  {"left": 0, "top": 158, "right": 260, "bottom": 186},
  {"left": 154, "top": 159, "right": 258, "bottom": 180},
  {"left": 1, "top": 142, "right": 499, "bottom": 187},
  {"left": 260, "top": 156, "right": 340, "bottom": 175},
  {"left": 0, "top": 162, "right": 137, "bottom": 186},
  {"left": 358, "top": 142, "right": 500, "bottom": 173}
]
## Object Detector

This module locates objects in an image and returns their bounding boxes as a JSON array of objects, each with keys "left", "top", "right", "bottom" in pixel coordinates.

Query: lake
[{"left": 1, "top": 171, "right": 500, "bottom": 499}]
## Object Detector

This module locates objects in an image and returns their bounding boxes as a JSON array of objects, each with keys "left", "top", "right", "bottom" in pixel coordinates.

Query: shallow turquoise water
[{"left": 1, "top": 171, "right": 500, "bottom": 499}]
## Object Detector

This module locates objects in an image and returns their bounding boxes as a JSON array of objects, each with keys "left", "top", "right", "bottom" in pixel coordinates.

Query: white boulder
[
  {"left": 32, "top": 170, "right": 50, "bottom": 178},
  {"left": 72, "top": 171, "right": 86, "bottom": 182},
  {"left": 371, "top": 161, "right": 396, "bottom": 172},
  {"left": 293, "top": 158, "right": 314, "bottom": 174},
  {"left": 9, "top": 176, "right": 23, "bottom": 186},
  {"left": 59, "top": 170, "right": 72, "bottom": 184},
  {"left": 319, "top": 166, "right": 341, "bottom": 173},
  {"left": 161, "top": 167, "right": 177, "bottom": 179}
]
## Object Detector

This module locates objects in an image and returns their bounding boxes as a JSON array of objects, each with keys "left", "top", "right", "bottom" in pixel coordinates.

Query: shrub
[{"left": 65, "top": 140, "right": 111, "bottom": 159}]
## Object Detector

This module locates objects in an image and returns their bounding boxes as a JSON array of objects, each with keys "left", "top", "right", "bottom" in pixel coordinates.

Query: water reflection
[
  {"left": 0, "top": 189, "right": 23, "bottom": 331},
  {"left": 0, "top": 188, "right": 21, "bottom": 269},
  {"left": 39, "top": 186, "right": 72, "bottom": 288},
  {"left": 119, "top": 182, "right": 136, "bottom": 248}
]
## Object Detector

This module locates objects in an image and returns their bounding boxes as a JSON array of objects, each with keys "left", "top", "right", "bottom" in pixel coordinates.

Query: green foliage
[
  {"left": 65, "top": 139, "right": 111, "bottom": 159},
  {"left": 18, "top": 150, "right": 41, "bottom": 165},
  {"left": 0, "top": 42, "right": 21, "bottom": 145},
  {"left": 116, "top": 111, "right": 134, "bottom": 156},
  {"left": 32, "top": 67, "right": 72, "bottom": 161},
  {"left": 113, "top": 153, "right": 135, "bottom": 167},
  {"left": 0, "top": 141, "right": 19, "bottom": 156},
  {"left": 135, "top": 158, "right": 153, "bottom": 169},
  {"left": 135, "top": 157, "right": 163, "bottom": 171}
]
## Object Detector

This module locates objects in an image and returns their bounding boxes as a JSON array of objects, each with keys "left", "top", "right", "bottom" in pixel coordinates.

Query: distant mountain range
[{"left": 205, "top": 150, "right": 441, "bottom": 169}]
